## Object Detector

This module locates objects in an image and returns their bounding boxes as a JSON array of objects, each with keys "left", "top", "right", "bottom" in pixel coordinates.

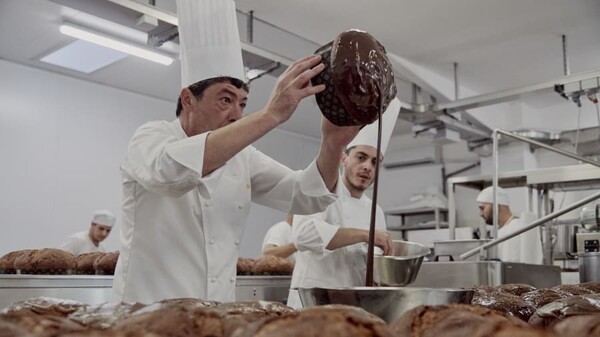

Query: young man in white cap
[
  {"left": 112, "top": 0, "right": 361, "bottom": 304},
  {"left": 286, "top": 99, "right": 401, "bottom": 308},
  {"left": 61, "top": 210, "right": 115, "bottom": 255},
  {"left": 476, "top": 186, "right": 542, "bottom": 263}
]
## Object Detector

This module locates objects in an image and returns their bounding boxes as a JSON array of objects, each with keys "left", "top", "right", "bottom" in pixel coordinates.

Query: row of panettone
[
  {"left": 0, "top": 249, "right": 119, "bottom": 275},
  {"left": 2, "top": 283, "right": 600, "bottom": 337},
  {"left": 236, "top": 256, "right": 294, "bottom": 276}
]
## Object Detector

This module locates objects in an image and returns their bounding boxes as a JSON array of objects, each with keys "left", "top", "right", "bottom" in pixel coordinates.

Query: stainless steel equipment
[
  {"left": 579, "top": 252, "right": 600, "bottom": 282},
  {"left": 374, "top": 240, "right": 430, "bottom": 286},
  {"left": 0, "top": 275, "right": 113, "bottom": 310},
  {"left": 576, "top": 232, "right": 600, "bottom": 253},
  {"left": 433, "top": 239, "right": 490, "bottom": 261},
  {"left": 409, "top": 261, "right": 561, "bottom": 288},
  {"left": 0, "top": 275, "right": 292, "bottom": 310},
  {"left": 298, "top": 287, "right": 473, "bottom": 323},
  {"left": 235, "top": 276, "right": 291, "bottom": 302}
]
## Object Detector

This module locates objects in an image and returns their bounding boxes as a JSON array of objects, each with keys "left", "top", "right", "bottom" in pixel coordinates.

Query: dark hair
[{"left": 176, "top": 77, "right": 249, "bottom": 117}]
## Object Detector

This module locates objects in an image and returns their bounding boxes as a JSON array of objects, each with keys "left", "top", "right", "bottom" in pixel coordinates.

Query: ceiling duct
[{"left": 383, "top": 146, "right": 441, "bottom": 169}]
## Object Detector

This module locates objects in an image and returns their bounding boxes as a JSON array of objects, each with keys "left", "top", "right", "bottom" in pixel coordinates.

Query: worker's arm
[
  {"left": 326, "top": 228, "right": 393, "bottom": 255},
  {"left": 202, "top": 55, "right": 327, "bottom": 176},
  {"left": 262, "top": 243, "right": 297, "bottom": 259}
]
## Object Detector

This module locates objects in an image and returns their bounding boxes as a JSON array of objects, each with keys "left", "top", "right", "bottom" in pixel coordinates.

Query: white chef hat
[
  {"left": 177, "top": 0, "right": 246, "bottom": 88},
  {"left": 91, "top": 210, "right": 116, "bottom": 227},
  {"left": 346, "top": 98, "right": 400, "bottom": 157},
  {"left": 476, "top": 186, "right": 510, "bottom": 206}
]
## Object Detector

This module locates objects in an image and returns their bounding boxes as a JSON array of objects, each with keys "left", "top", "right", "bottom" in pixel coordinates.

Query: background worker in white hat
[
  {"left": 476, "top": 186, "right": 543, "bottom": 264},
  {"left": 287, "top": 98, "right": 401, "bottom": 308},
  {"left": 112, "top": 0, "right": 361, "bottom": 304},
  {"left": 60, "top": 210, "right": 115, "bottom": 255}
]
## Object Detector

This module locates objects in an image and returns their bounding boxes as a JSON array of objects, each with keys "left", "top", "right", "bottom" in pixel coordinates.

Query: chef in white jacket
[
  {"left": 112, "top": 0, "right": 361, "bottom": 304},
  {"left": 287, "top": 99, "right": 400, "bottom": 308},
  {"left": 61, "top": 210, "right": 115, "bottom": 255},
  {"left": 477, "top": 186, "right": 543, "bottom": 264}
]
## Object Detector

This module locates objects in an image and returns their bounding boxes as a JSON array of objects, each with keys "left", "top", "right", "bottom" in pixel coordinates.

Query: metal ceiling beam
[
  {"left": 107, "top": 0, "right": 294, "bottom": 66},
  {"left": 428, "top": 69, "right": 600, "bottom": 114}
]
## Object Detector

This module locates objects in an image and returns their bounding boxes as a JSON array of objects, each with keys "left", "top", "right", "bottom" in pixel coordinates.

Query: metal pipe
[
  {"left": 496, "top": 130, "right": 600, "bottom": 168},
  {"left": 454, "top": 62, "right": 459, "bottom": 100},
  {"left": 562, "top": 35, "right": 570, "bottom": 77},
  {"left": 247, "top": 10, "right": 254, "bottom": 43},
  {"left": 460, "top": 190, "right": 600, "bottom": 260},
  {"left": 448, "top": 180, "right": 456, "bottom": 240},
  {"left": 492, "top": 130, "right": 499, "bottom": 240}
]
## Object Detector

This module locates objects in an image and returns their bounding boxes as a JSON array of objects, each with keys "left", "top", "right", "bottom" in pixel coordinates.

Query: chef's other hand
[
  {"left": 321, "top": 116, "right": 362, "bottom": 152},
  {"left": 264, "top": 55, "right": 326, "bottom": 125},
  {"left": 373, "top": 230, "right": 393, "bottom": 256}
]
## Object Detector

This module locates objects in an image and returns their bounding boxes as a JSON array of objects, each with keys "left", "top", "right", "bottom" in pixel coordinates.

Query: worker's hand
[
  {"left": 263, "top": 55, "right": 326, "bottom": 125},
  {"left": 373, "top": 230, "right": 394, "bottom": 256},
  {"left": 320, "top": 117, "right": 362, "bottom": 152}
]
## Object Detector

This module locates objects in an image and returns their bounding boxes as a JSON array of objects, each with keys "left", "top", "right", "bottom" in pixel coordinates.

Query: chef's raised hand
[{"left": 263, "top": 55, "right": 326, "bottom": 125}]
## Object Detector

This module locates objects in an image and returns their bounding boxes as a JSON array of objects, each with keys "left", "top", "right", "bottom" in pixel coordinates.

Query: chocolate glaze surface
[
  {"left": 312, "top": 30, "right": 396, "bottom": 126},
  {"left": 331, "top": 30, "right": 396, "bottom": 125}
]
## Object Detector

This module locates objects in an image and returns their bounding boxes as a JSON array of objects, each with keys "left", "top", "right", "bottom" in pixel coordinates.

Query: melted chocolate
[
  {"left": 312, "top": 30, "right": 397, "bottom": 126},
  {"left": 331, "top": 30, "right": 396, "bottom": 125}
]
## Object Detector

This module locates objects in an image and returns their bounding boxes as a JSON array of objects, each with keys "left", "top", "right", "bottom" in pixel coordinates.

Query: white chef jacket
[
  {"left": 262, "top": 221, "right": 296, "bottom": 261},
  {"left": 60, "top": 231, "right": 106, "bottom": 255},
  {"left": 112, "top": 119, "right": 336, "bottom": 304},
  {"left": 287, "top": 183, "right": 386, "bottom": 308},
  {"left": 497, "top": 216, "right": 543, "bottom": 264}
]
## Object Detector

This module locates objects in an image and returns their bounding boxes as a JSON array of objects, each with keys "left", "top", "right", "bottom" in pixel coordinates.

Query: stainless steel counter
[
  {"left": 0, "top": 275, "right": 113, "bottom": 310},
  {"left": 409, "top": 261, "right": 561, "bottom": 288},
  {"left": 0, "top": 275, "right": 292, "bottom": 310}
]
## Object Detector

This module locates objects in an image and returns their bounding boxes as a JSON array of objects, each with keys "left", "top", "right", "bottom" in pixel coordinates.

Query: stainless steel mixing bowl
[
  {"left": 297, "top": 286, "right": 474, "bottom": 323},
  {"left": 373, "top": 240, "right": 430, "bottom": 286}
]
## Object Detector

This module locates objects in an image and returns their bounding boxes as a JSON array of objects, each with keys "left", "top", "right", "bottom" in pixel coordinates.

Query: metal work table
[
  {"left": 409, "top": 261, "right": 561, "bottom": 289},
  {"left": 0, "top": 275, "right": 292, "bottom": 310}
]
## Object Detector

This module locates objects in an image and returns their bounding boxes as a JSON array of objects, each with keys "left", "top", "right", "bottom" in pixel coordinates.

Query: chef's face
[
  {"left": 479, "top": 203, "right": 493, "bottom": 225},
  {"left": 90, "top": 223, "right": 112, "bottom": 242},
  {"left": 180, "top": 82, "right": 248, "bottom": 136},
  {"left": 342, "top": 145, "right": 381, "bottom": 195}
]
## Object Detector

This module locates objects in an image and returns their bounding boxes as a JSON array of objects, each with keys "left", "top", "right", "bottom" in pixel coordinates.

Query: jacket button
[
  {"left": 209, "top": 238, "right": 215, "bottom": 244},
  {"left": 211, "top": 277, "right": 217, "bottom": 283},
  {"left": 237, "top": 204, "right": 243, "bottom": 210},
  {"left": 205, "top": 200, "right": 212, "bottom": 207},
  {"left": 235, "top": 240, "right": 240, "bottom": 245},
  {"left": 230, "top": 277, "right": 235, "bottom": 282}
]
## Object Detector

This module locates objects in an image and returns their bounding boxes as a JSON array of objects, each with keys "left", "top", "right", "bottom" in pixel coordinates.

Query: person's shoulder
[{"left": 136, "top": 120, "right": 175, "bottom": 133}]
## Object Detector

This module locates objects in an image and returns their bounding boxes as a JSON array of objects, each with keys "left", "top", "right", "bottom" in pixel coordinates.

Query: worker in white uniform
[
  {"left": 477, "top": 186, "right": 543, "bottom": 264},
  {"left": 287, "top": 99, "right": 400, "bottom": 308},
  {"left": 262, "top": 214, "right": 297, "bottom": 261},
  {"left": 112, "top": 0, "right": 361, "bottom": 304},
  {"left": 61, "top": 210, "right": 115, "bottom": 255}
]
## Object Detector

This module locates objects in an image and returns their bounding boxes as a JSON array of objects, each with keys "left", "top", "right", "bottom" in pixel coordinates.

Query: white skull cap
[
  {"left": 177, "top": 0, "right": 246, "bottom": 87},
  {"left": 346, "top": 98, "right": 400, "bottom": 156},
  {"left": 476, "top": 186, "right": 510, "bottom": 206},
  {"left": 92, "top": 210, "right": 116, "bottom": 227}
]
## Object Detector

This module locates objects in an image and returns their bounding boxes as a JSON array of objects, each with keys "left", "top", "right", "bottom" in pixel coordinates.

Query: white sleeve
[
  {"left": 291, "top": 211, "right": 339, "bottom": 255},
  {"left": 122, "top": 123, "right": 225, "bottom": 199},
  {"left": 248, "top": 149, "right": 337, "bottom": 215},
  {"left": 60, "top": 237, "right": 82, "bottom": 255},
  {"left": 262, "top": 223, "right": 289, "bottom": 248}
]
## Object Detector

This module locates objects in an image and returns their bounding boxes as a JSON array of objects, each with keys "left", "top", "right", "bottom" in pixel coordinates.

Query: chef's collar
[
  {"left": 172, "top": 119, "right": 187, "bottom": 139},
  {"left": 337, "top": 179, "right": 369, "bottom": 202}
]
